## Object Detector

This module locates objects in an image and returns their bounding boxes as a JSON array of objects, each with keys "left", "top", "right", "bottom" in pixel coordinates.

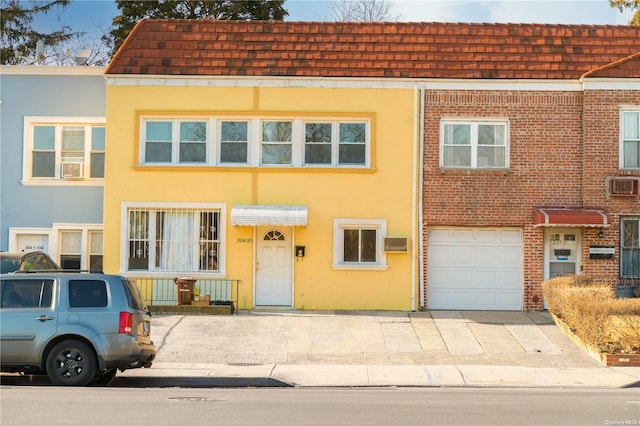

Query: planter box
[{"left": 550, "top": 313, "right": 640, "bottom": 367}]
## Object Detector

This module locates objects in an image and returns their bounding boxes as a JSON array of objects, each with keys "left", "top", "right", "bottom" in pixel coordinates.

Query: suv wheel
[{"left": 46, "top": 340, "right": 97, "bottom": 386}]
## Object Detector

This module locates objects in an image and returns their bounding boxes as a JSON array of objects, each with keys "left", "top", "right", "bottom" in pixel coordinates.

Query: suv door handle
[{"left": 35, "top": 315, "right": 54, "bottom": 322}]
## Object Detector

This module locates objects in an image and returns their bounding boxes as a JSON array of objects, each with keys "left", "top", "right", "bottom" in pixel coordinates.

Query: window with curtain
[
  {"left": 126, "top": 207, "right": 222, "bottom": 273},
  {"left": 621, "top": 217, "right": 640, "bottom": 278}
]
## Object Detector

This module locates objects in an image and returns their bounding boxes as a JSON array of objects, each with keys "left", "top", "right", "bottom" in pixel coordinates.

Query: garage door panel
[
  {"left": 476, "top": 270, "right": 499, "bottom": 287},
  {"left": 501, "top": 270, "right": 522, "bottom": 286},
  {"left": 450, "top": 269, "right": 475, "bottom": 286},
  {"left": 453, "top": 229, "right": 475, "bottom": 243},
  {"left": 500, "top": 229, "right": 523, "bottom": 244},
  {"left": 429, "top": 229, "right": 452, "bottom": 243},
  {"left": 476, "top": 292, "right": 499, "bottom": 307},
  {"left": 476, "top": 229, "right": 499, "bottom": 243},
  {"left": 501, "top": 248, "right": 523, "bottom": 266},
  {"left": 476, "top": 249, "right": 499, "bottom": 266},
  {"left": 428, "top": 227, "right": 523, "bottom": 311}
]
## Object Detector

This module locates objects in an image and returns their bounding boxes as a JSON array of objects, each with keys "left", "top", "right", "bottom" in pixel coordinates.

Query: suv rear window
[
  {"left": 122, "top": 278, "right": 146, "bottom": 311},
  {"left": 69, "top": 280, "right": 108, "bottom": 307},
  {"left": 1, "top": 279, "right": 54, "bottom": 308}
]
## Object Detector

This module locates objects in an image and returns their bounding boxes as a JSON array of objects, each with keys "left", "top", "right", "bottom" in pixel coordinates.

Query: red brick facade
[
  {"left": 581, "top": 89, "right": 640, "bottom": 287},
  {"left": 422, "top": 86, "right": 640, "bottom": 310}
]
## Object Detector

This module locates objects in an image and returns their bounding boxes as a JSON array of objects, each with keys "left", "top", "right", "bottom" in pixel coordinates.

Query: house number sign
[{"left": 589, "top": 245, "right": 615, "bottom": 260}]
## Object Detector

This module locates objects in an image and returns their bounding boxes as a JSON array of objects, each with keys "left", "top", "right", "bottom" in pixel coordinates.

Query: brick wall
[
  {"left": 582, "top": 89, "right": 640, "bottom": 287},
  {"left": 422, "top": 90, "right": 584, "bottom": 310}
]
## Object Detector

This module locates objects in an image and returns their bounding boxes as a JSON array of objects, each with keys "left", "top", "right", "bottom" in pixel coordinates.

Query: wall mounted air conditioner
[
  {"left": 608, "top": 177, "right": 639, "bottom": 197},
  {"left": 383, "top": 237, "right": 409, "bottom": 253},
  {"left": 61, "top": 162, "right": 84, "bottom": 179}
]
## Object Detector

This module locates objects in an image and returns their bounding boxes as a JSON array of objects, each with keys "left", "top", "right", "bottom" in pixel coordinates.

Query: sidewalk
[{"left": 120, "top": 310, "right": 640, "bottom": 388}]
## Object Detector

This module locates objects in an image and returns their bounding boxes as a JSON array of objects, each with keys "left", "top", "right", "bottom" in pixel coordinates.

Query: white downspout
[
  {"left": 411, "top": 85, "right": 425, "bottom": 311},
  {"left": 411, "top": 86, "right": 418, "bottom": 311}
]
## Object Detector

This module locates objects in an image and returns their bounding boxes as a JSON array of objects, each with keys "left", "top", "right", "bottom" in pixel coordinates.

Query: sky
[{"left": 31, "top": 0, "right": 636, "bottom": 45}]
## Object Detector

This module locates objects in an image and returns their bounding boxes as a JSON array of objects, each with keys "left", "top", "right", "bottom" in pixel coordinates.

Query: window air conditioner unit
[
  {"left": 61, "top": 162, "right": 84, "bottom": 179},
  {"left": 608, "top": 177, "right": 639, "bottom": 197},
  {"left": 383, "top": 237, "right": 409, "bottom": 253}
]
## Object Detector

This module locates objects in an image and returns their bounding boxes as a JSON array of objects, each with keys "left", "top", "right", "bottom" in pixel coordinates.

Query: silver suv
[{"left": 0, "top": 272, "right": 156, "bottom": 386}]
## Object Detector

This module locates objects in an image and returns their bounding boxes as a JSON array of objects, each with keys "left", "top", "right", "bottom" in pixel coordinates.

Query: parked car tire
[
  {"left": 90, "top": 368, "right": 117, "bottom": 386},
  {"left": 46, "top": 340, "right": 97, "bottom": 386}
]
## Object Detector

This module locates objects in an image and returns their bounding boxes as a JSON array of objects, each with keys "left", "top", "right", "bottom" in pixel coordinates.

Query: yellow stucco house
[{"left": 103, "top": 20, "right": 421, "bottom": 311}]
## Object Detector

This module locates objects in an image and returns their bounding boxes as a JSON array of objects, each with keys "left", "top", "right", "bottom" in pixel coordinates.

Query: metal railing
[{"left": 133, "top": 277, "right": 240, "bottom": 310}]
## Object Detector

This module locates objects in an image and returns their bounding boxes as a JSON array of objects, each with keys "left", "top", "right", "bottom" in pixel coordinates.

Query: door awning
[
  {"left": 533, "top": 208, "right": 610, "bottom": 228},
  {"left": 231, "top": 205, "right": 308, "bottom": 227}
]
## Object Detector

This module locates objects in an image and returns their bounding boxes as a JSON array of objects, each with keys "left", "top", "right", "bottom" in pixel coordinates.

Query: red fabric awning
[{"left": 533, "top": 208, "right": 610, "bottom": 228}]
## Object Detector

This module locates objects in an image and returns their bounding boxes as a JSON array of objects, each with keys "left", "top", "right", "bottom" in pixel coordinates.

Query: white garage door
[{"left": 428, "top": 228, "right": 523, "bottom": 311}]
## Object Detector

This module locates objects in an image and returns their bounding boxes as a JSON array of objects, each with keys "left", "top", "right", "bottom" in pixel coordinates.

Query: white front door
[
  {"left": 16, "top": 234, "right": 49, "bottom": 253},
  {"left": 255, "top": 227, "right": 292, "bottom": 306},
  {"left": 544, "top": 228, "right": 582, "bottom": 280}
]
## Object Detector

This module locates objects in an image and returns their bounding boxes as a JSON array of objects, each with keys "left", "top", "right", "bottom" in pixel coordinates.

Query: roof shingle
[{"left": 105, "top": 20, "right": 640, "bottom": 79}]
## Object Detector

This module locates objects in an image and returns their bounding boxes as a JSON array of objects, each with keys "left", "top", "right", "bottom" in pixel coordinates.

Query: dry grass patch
[{"left": 542, "top": 275, "right": 640, "bottom": 354}]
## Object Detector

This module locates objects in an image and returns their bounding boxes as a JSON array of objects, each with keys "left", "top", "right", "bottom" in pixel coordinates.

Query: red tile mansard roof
[{"left": 105, "top": 20, "right": 640, "bottom": 79}]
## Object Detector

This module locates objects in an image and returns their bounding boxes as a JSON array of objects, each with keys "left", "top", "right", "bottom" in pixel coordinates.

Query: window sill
[
  {"left": 133, "top": 164, "right": 376, "bottom": 173},
  {"left": 332, "top": 264, "right": 388, "bottom": 271},
  {"left": 21, "top": 179, "right": 104, "bottom": 187},
  {"left": 438, "top": 168, "right": 509, "bottom": 176}
]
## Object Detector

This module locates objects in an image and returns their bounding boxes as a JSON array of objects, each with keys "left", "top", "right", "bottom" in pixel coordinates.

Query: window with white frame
[
  {"left": 60, "top": 230, "right": 82, "bottom": 269},
  {"left": 622, "top": 110, "right": 640, "bottom": 169},
  {"left": 125, "top": 205, "right": 224, "bottom": 273},
  {"left": 305, "top": 121, "right": 367, "bottom": 166},
  {"left": 621, "top": 217, "right": 640, "bottom": 278},
  {"left": 139, "top": 116, "right": 370, "bottom": 168},
  {"left": 55, "top": 227, "right": 103, "bottom": 271},
  {"left": 143, "top": 120, "right": 208, "bottom": 164},
  {"left": 89, "top": 231, "right": 103, "bottom": 271},
  {"left": 441, "top": 120, "right": 508, "bottom": 169},
  {"left": 220, "top": 121, "right": 249, "bottom": 163},
  {"left": 332, "top": 218, "right": 387, "bottom": 270},
  {"left": 24, "top": 117, "right": 106, "bottom": 182},
  {"left": 262, "top": 121, "right": 293, "bottom": 165}
]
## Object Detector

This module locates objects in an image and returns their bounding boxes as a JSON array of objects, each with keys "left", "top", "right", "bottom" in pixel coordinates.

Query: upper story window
[
  {"left": 440, "top": 120, "right": 508, "bottom": 169},
  {"left": 262, "top": 121, "right": 293, "bottom": 165},
  {"left": 139, "top": 116, "right": 370, "bottom": 168},
  {"left": 144, "top": 120, "right": 207, "bottom": 164},
  {"left": 622, "top": 110, "right": 640, "bottom": 170},
  {"left": 305, "top": 122, "right": 367, "bottom": 166},
  {"left": 24, "top": 117, "right": 105, "bottom": 184}
]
